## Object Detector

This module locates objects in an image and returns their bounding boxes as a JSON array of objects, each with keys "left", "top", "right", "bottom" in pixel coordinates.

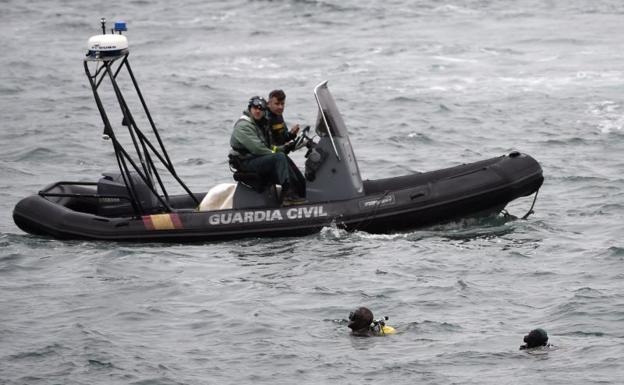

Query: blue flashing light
[{"left": 114, "top": 21, "right": 127, "bottom": 32}]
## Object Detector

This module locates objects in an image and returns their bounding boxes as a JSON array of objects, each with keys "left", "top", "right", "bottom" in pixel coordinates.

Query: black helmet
[
  {"left": 523, "top": 328, "right": 548, "bottom": 348},
  {"left": 248, "top": 96, "right": 267, "bottom": 111},
  {"left": 348, "top": 307, "right": 373, "bottom": 331}
]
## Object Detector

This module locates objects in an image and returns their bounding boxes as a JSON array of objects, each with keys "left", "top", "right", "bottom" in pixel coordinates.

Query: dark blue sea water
[{"left": 2, "top": 1, "right": 624, "bottom": 384}]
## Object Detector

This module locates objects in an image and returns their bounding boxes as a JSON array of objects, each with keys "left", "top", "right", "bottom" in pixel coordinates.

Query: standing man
[
  {"left": 266, "top": 89, "right": 300, "bottom": 146},
  {"left": 229, "top": 96, "right": 303, "bottom": 203}
]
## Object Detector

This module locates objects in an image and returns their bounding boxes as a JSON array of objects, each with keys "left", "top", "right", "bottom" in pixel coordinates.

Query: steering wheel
[{"left": 293, "top": 125, "right": 312, "bottom": 151}]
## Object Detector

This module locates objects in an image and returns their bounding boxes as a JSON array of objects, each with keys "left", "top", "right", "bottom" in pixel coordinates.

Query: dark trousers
[{"left": 242, "top": 153, "right": 305, "bottom": 196}]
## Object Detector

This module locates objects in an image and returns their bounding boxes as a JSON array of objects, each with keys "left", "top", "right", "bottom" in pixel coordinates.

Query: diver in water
[
  {"left": 348, "top": 306, "right": 396, "bottom": 337},
  {"left": 520, "top": 328, "right": 550, "bottom": 350}
]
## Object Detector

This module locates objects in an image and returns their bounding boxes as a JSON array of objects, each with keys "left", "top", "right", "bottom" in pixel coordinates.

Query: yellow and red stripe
[{"left": 142, "top": 213, "right": 183, "bottom": 231}]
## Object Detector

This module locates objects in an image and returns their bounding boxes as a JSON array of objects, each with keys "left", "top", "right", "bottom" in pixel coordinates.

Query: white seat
[{"left": 198, "top": 183, "right": 236, "bottom": 211}]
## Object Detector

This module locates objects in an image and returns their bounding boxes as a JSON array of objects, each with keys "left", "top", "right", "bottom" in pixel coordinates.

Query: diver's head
[
  {"left": 348, "top": 307, "right": 373, "bottom": 331},
  {"left": 523, "top": 328, "right": 548, "bottom": 348}
]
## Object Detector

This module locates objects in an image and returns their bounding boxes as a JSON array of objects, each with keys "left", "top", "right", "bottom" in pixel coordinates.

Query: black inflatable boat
[{"left": 12, "top": 21, "right": 543, "bottom": 242}]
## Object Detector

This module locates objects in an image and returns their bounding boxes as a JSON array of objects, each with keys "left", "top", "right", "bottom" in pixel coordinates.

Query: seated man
[
  {"left": 266, "top": 89, "right": 300, "bottom": 145},
  {"left": 229, "top": 96, "right": 303, "bottom": 203},
  {"left": 265, "top": 89, "right": 306, "bottom": 197}
]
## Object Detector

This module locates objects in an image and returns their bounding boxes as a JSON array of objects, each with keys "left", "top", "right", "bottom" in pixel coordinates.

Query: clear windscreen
[{"left": 314, "top": 83, "right": 348, "bottom": 138}]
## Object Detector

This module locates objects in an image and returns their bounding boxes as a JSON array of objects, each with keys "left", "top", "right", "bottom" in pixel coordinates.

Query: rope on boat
[{"left": 521, "top": 188, "right": 539, "bottom": 220}]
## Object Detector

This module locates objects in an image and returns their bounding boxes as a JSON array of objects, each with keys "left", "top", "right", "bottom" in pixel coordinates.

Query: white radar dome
[{"left": 87, "top": 34, "right": 128, "bottom": 56}]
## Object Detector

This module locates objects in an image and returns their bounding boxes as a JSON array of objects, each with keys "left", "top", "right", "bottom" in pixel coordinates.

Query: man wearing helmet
[{"left": 229, "top": 96, "right": 303, "bottom": 203}]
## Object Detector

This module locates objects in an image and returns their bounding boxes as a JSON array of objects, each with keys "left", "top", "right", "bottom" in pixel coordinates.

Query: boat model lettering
[
  {"left": 359, "top": 194, "right": 396, "bottom": 210},
  {"left": 208, "top": 206, "right": 328, "bottom": 225}
]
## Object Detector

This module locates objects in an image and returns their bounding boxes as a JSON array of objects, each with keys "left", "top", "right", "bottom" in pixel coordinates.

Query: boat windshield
[{"left": 314, "top": 82, "right": 348, "bottom": 138}]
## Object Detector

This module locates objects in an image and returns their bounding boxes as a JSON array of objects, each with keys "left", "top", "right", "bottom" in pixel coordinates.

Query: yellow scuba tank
[{"left": 381, "top": 325, "right": 396, "bottom": 335}]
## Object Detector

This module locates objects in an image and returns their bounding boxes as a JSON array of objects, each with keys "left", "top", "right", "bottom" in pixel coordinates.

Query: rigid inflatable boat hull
[{"left": 13, "top": 153, "right": 543, "bottom": 242}]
